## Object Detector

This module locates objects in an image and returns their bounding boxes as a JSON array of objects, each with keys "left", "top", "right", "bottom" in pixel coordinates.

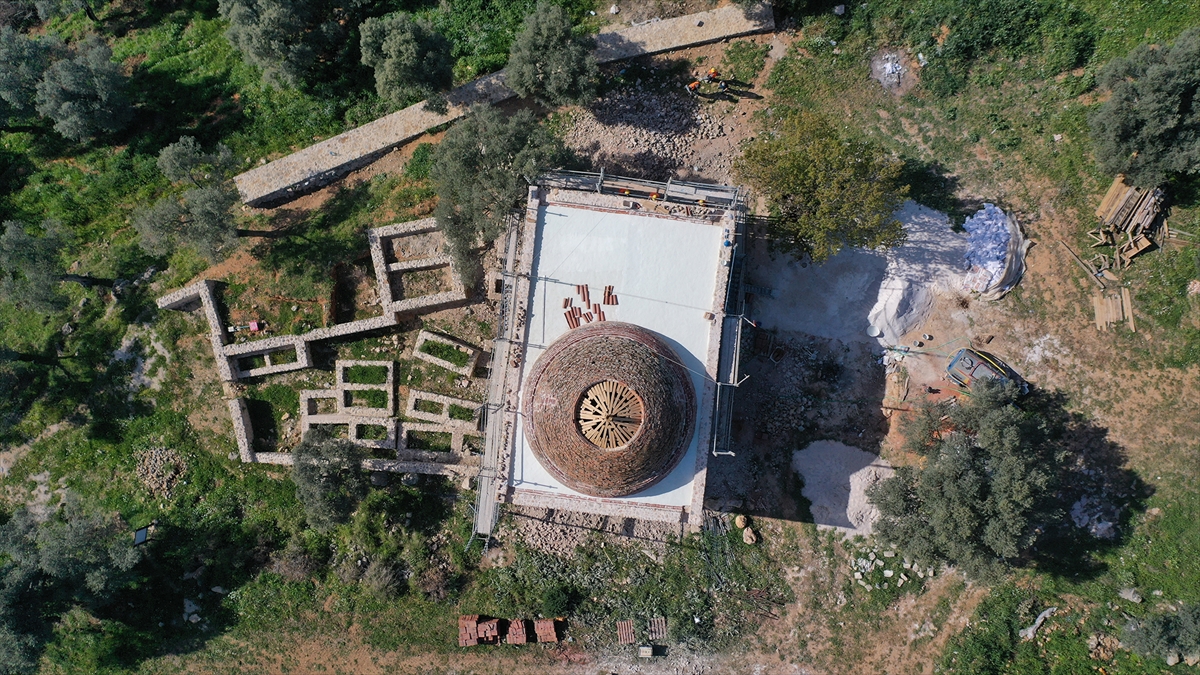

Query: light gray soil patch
[{"left": 792, "top": 440, "right": 893, "bottom": 536}]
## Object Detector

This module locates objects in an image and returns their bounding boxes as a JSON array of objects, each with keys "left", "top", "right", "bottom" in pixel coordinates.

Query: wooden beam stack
[
  {"left": 1090, "top": 174, "right": 1167, "bottom": 269},
  {"left": 1092, "top": 287, "right": 1135, "bottom": 332}
]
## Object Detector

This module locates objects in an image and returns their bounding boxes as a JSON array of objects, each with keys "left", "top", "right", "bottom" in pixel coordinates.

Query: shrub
[
  {"left": 1089, "top": 28, "right": 1200, "bottom": 187},
  {"left": 431, "top": 105, "right": 573, "bottom": 284},
  {"left": 734, "top": 110, "right": 908, "bottom": 263},
  {"left": 34, "top": 34, "right": 130, "bottom": 141},
  {"left": 505, "top": 1, "right": 597, "bottom": 106},
  {"left": 359, "top": 12, "right": 453, "bottom": 108},
  {"left": 291, "top": 427, "right": 368, "bottom": 533},
  {"left": 541, "top": 584, "right": 570, "bottom": 617},
  {"left": 1123, "top": 604, "right": 1200, "bottom": 662},
  {"left": 868, "top": 379, "right": 1062, "bottom": 580}
]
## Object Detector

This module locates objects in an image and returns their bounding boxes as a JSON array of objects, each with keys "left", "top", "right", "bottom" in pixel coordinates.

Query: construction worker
[
  {"left": 705, "top": 67, "right": 720, "bottom": 82},
  {"left": 685, "top": 80, "right": 700, "bottom": 95}
]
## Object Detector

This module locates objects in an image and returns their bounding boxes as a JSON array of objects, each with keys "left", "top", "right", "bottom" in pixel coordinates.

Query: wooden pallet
[{"left": 1092, "top": 288, "right": 1135, "bottom": 332}]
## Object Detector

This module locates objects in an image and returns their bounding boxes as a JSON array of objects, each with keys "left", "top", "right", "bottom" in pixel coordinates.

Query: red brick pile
[
  {"left": 508, "top": 619, "right": 529, "bottom": 645},
  {"left": 458, "top": 615, "right": 481, "bottom": 647},
  {"left": 535, "top": 618, "right": 558, "bottom": 643}
]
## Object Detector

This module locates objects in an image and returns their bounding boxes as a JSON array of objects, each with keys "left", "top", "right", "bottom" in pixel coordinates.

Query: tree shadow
[
  {"left": 252, "top": 183, "right": 372, "bottom": 289},
  {"left": 1166, "top": 173, "right": 1200, "bottom": 210},
  {"left": 1021, "top": 388, "right": 1152, "bottom": 580},
  {"left": 899, "top": 157, "right": 980, "bottom": 227}
]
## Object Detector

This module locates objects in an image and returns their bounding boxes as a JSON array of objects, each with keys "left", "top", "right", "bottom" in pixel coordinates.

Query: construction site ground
[{"left": 112, "top": 22, "right": 1200, "bottom": 675}]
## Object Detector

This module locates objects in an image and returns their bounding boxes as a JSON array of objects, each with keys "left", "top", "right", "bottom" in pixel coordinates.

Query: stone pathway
[{"left": 232, "top": 3, "right": 774, "bottom": 205}]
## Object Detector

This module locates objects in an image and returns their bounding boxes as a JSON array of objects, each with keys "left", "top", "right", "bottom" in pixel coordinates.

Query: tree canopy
[
  {"left": 359, "top": 12, "right": 452, "bottom": 108},
  {"left": 431, "top": 105, "right": 573, "bottom": 282},
  {"left": 1089, "top": 28, "right": 1200, "bottom": 187},
  {"left": 33, "top": 34, "right": 130, "bottom": 141},
  {"left": 219, "top": 0, "right": 370, "bottom": 88},
  {"left": 292, "top": 428, "right": 369, "bottom": 533},
  {"left": 735, "top": 110, "right": 908, "bottom": 262},
  {"left": 505, "top": 1, "right": 597, "bottom": 106},
  {"left": 868, "top": 380, "right": 1063, "bottom": 580},
  {"left": 0, "top": 26, "right": 57, "bottom": 119},
  {"left": 134, "top": 137, "right": 241, "bottom": 262},
  {"left": 0, "top": 220, "right": 69, "bottom": 311},
  {"left": 0, "top": 500, "right": 141, "bottom": 675}
]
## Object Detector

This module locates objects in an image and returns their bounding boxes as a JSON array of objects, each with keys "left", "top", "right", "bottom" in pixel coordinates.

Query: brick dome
[{"left": 521, "top": 322, "right": 696, "bottom": 498}]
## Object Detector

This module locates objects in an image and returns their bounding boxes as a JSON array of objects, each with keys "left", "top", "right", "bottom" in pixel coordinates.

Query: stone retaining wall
[{"left": 232, "top": 4, "right": 774, "bottom": 206}]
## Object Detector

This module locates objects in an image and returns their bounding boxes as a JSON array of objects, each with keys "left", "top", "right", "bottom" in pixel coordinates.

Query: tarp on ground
[{"left": 961, "top": 203, "right": 1031, "bottom": 301}]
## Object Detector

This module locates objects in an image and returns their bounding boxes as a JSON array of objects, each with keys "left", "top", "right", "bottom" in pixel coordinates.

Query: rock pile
[
  {"left": 565, "top": 87, "right": 729, "bottom": 178},
  {"left": 136, "top": 447, "right": 184, "bottom": 497}
]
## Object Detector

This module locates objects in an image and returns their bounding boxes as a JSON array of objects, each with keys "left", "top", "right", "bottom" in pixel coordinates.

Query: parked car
[{"left": 946, "top": 348, "right": 1028, "bottom": 393}]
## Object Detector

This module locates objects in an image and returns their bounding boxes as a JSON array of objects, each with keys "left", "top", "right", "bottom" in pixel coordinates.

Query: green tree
[
  {"left": 735, "top": 111, "right": 908, "bottom": 262},
  {"left": 868, "top": 380, "right": 1061, "bottom": 580},
  {"left": 0, "top": 501, "right": 141, "bottom": 675},
  {"left": 135, "top": 137, "right": 242, "bottom": 262},
  {"left": 0, "top": 220, "right": 112, "bottom": 312},
  {"left": 506, "top": 1, "right": 596, "bottom": 106},
  {"left": 218, "top": 0, "right": 370, "bottom": 88},
  {"left": 292, "top": 428, "right": 368, "bottom": 533},
  {"left": 33, "top": 0, "right": 98, "bottom": 21},
  {"left": 359, "top": 12, "right": 452, "bottom": 109},
  {"left": 33, "top": 34, "right": 130, "bottom": 141},
  {"left": 1089, "top": 28, "right": 1200, "bottom": 187},
  {"left": 0, "top": 26, "right": 57, "bottom": 119},
  {"left": 431, "top": 105, "right": 573, "bottom": 283}
]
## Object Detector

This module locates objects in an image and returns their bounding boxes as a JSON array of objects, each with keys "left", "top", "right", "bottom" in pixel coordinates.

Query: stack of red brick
[{"left": 458, "top": 616, "right": 556, "bottom": 646}]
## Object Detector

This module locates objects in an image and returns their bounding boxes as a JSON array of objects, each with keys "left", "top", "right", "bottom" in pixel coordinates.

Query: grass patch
[
  {"left": 405, "top": 430, "right": 453, "bottom": 452},
  {"left": 357, "top": 424, "right": 390, "bottom": 441},
  {"left": 414, "top": 399, "right": 444, "bottom": 415},
  {"left": 419, "top": 340, "right": 471, "bottom": 368},
  {"left": 722, "top": 40, "right": 771, "bottom": 84},
  {"left": 345, "top": 364, "right": 390, "bottom": 385},
  {"left": 348, "top": 389, "right": 389, "bottom": 409},
  {"left": 448, "top": 404, "right": 477, "bottom": 422}
]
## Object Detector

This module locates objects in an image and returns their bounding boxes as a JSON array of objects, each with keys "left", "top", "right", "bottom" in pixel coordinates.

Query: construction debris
[
  {"left": 1092, "top": 287, "right": 1135, "bottom": 332},
  {"left": 1090, "top": 174, "right": 1171, "bottom": 269}
]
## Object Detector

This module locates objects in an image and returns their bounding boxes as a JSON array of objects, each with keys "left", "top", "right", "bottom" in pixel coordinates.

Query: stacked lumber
[
  {"left": 617, "top": 619, "right": 637, "bottom": 645},
  {"left": 1090, "top": 174, "right": 1167, "bottom": 269},
  {"left": 1092, "top": 288, "right": 1135, "bottom": 332},
  {"left": 647, "top": 616, "right": 668, "bottom": 641}
]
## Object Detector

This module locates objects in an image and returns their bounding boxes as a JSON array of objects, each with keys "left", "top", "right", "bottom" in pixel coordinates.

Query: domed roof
[{"left": 521, "top": 322, "right": 696, "bottom": 498}]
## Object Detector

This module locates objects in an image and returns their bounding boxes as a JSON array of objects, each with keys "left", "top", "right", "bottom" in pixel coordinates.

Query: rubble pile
[
  {"left": 565, "top": 87, "right": 731, "bottom": 177},
  {"left": 136, "top": 447, "right": 184, "bottom": 497}
]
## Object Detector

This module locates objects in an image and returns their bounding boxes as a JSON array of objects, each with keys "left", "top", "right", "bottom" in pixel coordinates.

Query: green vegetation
[
  {"left": 869, "top": 380, "right": 1064, "bottom": 580},
  {"left": 419, "top": 339, "right": 470, "bottom": 367},
  {"left": 405, "top": 430, "right": 452, "bottom": 451},
  {"left": 350, "top": 389, "right": 389, "bottom": 409},
  {"left": 292, "top": 428, "right": 369, "bottom": 533},
  {"left": 35, "top": 34, "right": 131, "bottom": 141},
  {"left": 414, "top": 398, "right": 443, "bottom": 415},
  {"left": 431, "top": 104, "right": 574, "bottom": 282},
  {"left": 1089, "top": 27, "right": 1200, "bottom": 187},
  {"left": 448, "top": 404, "right": 476, "bottom": 422},
  {"left": 506, "top": 1, "right": 597, "bottom": 106},
  {"left": 721, "top": 40, "right": 770, "bottom": 84},
  {"left": 735, "top": 110, "right": 908, "bottom": 262},
  {"left": 344, "top": 363, "right": 389, "bottom": 385},
  {"left": 359, "top": 13, "right": 453, "bottom": 110},
  {"left": 1123, "top": 604, "right": 1200, "bottom": 663}
]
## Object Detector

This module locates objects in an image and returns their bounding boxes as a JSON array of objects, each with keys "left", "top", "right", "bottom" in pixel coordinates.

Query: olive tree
[
  {"left": 292, "top": 428, "right": 368, "bottom": 533},
  {"left": 1089, "top": 28, "right": 1200, "bottom": 187},
  {"left": 506, "top": 1, "right": 597, "bottom": 106},
  {"left": 33, "top": 34, "right": 130, "bottom": 141},
  {"left": 868, "top": 379, "right": 1062, "bottom": 580},
  {"left": 0, "top": 220, "right": 113, "bottom": 312},
  {"left": 0, "top": 26, "right": 57, "bottom": 119},
  {"left": 431, "top": 105, "right": 573, "bottom": 283},
  {"left": 359, "top": 12, "right": 452, "bottom": 108},
  {"left": 0, "top": 500, "right": 141, "bottom": 675},
  {"left": 735, "top": 111, "right": 908, "bottom": 262},
  {"left": 1123, "top": 604, "right": 1200, "bottom": 663},
  {"left": 219, "top": 0, "right": 370, "bottom": 88},
  {"left": 134, "top": 136, "right": 241, "bottom": 262}
]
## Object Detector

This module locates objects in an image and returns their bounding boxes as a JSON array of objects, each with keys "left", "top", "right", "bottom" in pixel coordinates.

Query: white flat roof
[{"left": 509, "top": 202, "right": 728, "bottom": 509}]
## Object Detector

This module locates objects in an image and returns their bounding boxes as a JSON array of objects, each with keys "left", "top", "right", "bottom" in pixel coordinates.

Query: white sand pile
[
  {"left": 791, "top": 440, "right": 894, "bottom": 537},
  {"left": 866, "top": 201, "right": 969, "bottom": 345}
]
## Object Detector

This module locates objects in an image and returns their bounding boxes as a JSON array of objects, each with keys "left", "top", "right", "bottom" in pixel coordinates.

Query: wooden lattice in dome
[{"left": 577, "top": 381, "right": 644, "bottom": 448}]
